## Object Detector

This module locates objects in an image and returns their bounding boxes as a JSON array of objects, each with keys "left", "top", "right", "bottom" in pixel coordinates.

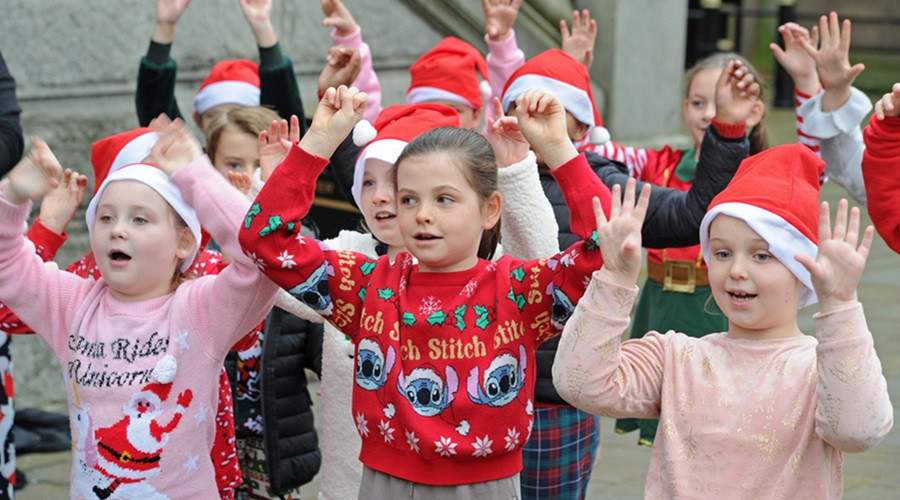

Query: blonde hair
[
  {"left": 395, "top": 127, "right": 501, "bottom": 260},
  {"left": 683, "top": 52, "right": 770, "bottom": 154},
  {"left": 204, "top": 106, "right": 281, "bottom": 164}
]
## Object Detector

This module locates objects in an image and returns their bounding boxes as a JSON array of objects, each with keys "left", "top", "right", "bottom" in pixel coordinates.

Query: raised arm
[
  {"left": 136, "top": 0, "right": 191, "bottom": 126},
  {"left": 862, "top": 84, "right": 900, "bottom": 252},
  {"left": 322, "top": 0, "right": 382, "bottom": 122}
]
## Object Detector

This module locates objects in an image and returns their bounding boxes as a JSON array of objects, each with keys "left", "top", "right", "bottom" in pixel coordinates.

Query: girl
[
  {"left": 0, "top": 119, "right": 278, "bottom": 498},
  {"left": 553, "top": 145, "right": 893, "bottom": 497},
  {"left": 205, "top": 105, "right": 280, "bottom": 188},
  {"left": 240, "top": 86, "right": 612, "bottom": 497},
  {"left": 256, "top": 101, "right": 561, "bottom": 498}
]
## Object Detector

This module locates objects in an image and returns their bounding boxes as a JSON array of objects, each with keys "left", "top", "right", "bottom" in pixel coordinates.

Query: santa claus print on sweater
[{"left": 70, "top": 379, "right": 192, "bottom": 500}]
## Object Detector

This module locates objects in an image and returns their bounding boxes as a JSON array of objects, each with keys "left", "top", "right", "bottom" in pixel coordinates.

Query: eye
[
  {"left": 487, "top": 379, "right": 499, "bottom": 398},
  {"left": 691, "top": 99, "right": 704, "bottom": 108},
  {"left": 509, "top": 370, "right": 517, "bottom": 387},
  {"left": 362, "top": 179, "right": 375, "bottom": 188},
  {"left": 437, "top": 195, "right": 453, "bottom": 205},
  {"left": 228, "top": 162, "right": 243, "bottom": 171},
  {"left": 400, "top": 196, "right": 416, "bottom": 206},
  {"left": 99, "top": 215, "right": 113, "bottom": 223},
  {"left": 754, "top": 252, "right": 771, "bottom": 262},
  {"left": 431, "top": 387, "right": 441, "bottom": 403},
  {"left": 713, "top": 250, "right": 731, "bottom": 259},
  {"left": 133, "top": 216, "right": 148, "bottom": 224},
  {"left": 373, "top": 361, "right": 382, "bottom": 379},
  {"left": 406, "top": 388, "right": 416, "bottom": 402}
]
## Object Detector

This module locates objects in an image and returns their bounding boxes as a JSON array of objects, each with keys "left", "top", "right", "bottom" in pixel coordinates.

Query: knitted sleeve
[
  {"left": 331, "top": 27, "right": 382, "bottom": 123},
  {"left": 862, "top": 115, "right": 900, "bottom": 253},
  {"left": 259, "top": 43, "right": 307, "bottom": 134},
  {"left": 494, "top": 151, "right": 560, "bottom": 260},
  {"left": 0, "top": 51, "right": 23, "bottom": 176},
  {"left": 136, "top": 40, "right": 182, "bottom": 126},
  {"left": 552, "top": 270, "right": 665, "bottom": 418}
]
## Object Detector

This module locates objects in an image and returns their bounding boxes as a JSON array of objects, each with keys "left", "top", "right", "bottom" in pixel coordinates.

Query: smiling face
[
  {"left": 396, "top": 151, "right": 500, "bottom": 273},
  {"left": 90, "top": 180, "right": 194, "bottom": 302},
  {"left": 707, "top": 215, "right": 803, "bottom": 340},
  {"left": 359, "top": 158, "right": 403, "bottom": 253},
  {"left": 211, "top": 129, "right": 259, "bottom": 181},
  {"left": 683, "top": 67, "right": 720, "bottom": 149}
]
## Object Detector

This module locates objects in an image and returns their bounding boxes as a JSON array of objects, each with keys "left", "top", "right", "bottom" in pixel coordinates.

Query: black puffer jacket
[
  {"left": 535, "top": 124, "right": 749, "bottom": 404},
  {"left": 258, "top": 306, "right": 324, "bottom": 494}
]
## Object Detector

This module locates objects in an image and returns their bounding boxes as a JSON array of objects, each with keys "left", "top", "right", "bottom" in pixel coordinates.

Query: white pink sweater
[
  {"left": 0, "top": 157, "right": 278, "bottom": 499},
  {"left": 553, "top": 272, "right": 893, "bottom": 499}
]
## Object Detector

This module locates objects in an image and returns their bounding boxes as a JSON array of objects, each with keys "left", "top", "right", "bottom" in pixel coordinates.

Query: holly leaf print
[
  {"left": 358, "top": 287, "right": 367, "bottom": 302},
  {"left": 377, "top": 288, "right": 395, "bottom": 300},
  {"left": 450, "top": 305, "right": 465, "bottom": 331},
  {"left": 259, "top": 214, "right": 284, "bottom": 237},
  {"left": 474, "top": 305, "right": 491, "bottom": 329},
  {"left": 427, "top": 311, "right": 447, "bottom": 326},
  {"left": 245, "top": 203, "right": 261, "bottom": 229},
  {"left": 402, "top": 311, "right": 416, "bottom": 326},
  {"left": 510, "top": 267, "right": 525, "bottom": 282},
  {"left": 360, "top": 260, "right": 376, "bottom": 276},
  {"left": 587, "top": 230, "right": 600, "bottom": 251},
  {"left": 507, "top": 287, "right": 526, "bottom": 310}
]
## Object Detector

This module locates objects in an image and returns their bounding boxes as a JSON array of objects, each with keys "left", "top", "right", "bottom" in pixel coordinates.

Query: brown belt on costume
[{"left": 646, "top": 259, "right": 709, "bottom": 293}]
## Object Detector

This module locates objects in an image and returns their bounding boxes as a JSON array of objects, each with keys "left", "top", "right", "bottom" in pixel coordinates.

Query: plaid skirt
[{"left": 520, "top": 406, "right": 601, "bottom": 499}]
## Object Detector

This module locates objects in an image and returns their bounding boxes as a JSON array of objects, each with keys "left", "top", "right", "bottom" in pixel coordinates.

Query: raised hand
[
  {"left": 239, "top": 0, "right": 276, "bottom": 47},
  {"left": 258, "top": 115, "right": 301, "bottom": 181},
  {"left": 874, "top": 82, "right": 900, "bottom": 120},
  {"left": 227, "top": 171, "right": 253, "bottom": 195},
  {"left": 594, "top": 178, "right": 650, "bottom": 287},
  {"left": 318, "top": 46, "right": 361, "bottom": 96},
  {"left": 512, "top": 89, "right": 576, "bottom": 169},
  {"left": 770, "top": 22, "right": 819, "bottom": 95},
  {"left": 795, "top": 199, "right": 874, "bottom": 313},
  {"left": 799, "top": 12, "right": 865, "bottom": 112},
  {"left": 153, "top": 0, "right": 192, "bottom": 43},
  {"left": 149, "top": 115, "right": 204, "bottom": 176},
  {"left": 321, "top": 0, "right": 358, "bottom": 37},
  {"left": 299, "top": 85, "right": 368, "bottom": 159},
  {"left": 560, "top": 9, "right": 597, "bottom": 69},
  {"left": 3, "top": 137, "right": 62, "bottom": 205},
  {"left": 714, "top": 59, "right": 761, "bottom": 125},
  {"left": 485, "top": 97, "right": 528, "bottom": 167},
  {"left": 39, "top": 169, "right": 89, "bottom": 235},
  {"left": 482, "top": 0, "right": 522, "bottom": 41}
]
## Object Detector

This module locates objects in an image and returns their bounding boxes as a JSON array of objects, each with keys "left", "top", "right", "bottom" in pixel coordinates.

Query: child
[
  {"left": 500, "top": 47, "right": 757, "bottom": 497},
  {"left": 137, "top": 0, "right": 304, "bottom": 132},
  {"left": 862, "top": 82, "right": 900, "bottom": 253},
  {"left": 256, "top": 100, "right": 562, "bottom": 498},
  {"left": 553, "top": 145, "right": 893, "bottom": 497},
  {"left": 0, "top": 119, "right": 279, "bottom": 498},
  {"left": 205, "top": 106, "right": 280, "bottom": 188},
  {"left": 240, "top": 86, "right": 614, "bottom": 497}
]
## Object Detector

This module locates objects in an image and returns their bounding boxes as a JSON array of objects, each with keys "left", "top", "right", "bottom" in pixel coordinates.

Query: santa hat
[
  {"left": 90, "top": 128, "right": 159, "bottom": 195},
  {"left": 193, "top": 59, "right": 261, "bottom": 116},
  {"left": 699, "top": 144, "right": 824, "bottom": 308},
  {"left": 85, "top": 164, "right": 202, "bottom": 272},
  {"left": 501, "top": 49, "right": 610, "bottom": 145},
  {"left": 407, "top": 37, "right": 491, "bottom": 110},
  {"left": 141, "top": 381, "right": 172, "bottom": 405},
  {"left": 350, "top": 104, "right": 459, "bottom": 208}
]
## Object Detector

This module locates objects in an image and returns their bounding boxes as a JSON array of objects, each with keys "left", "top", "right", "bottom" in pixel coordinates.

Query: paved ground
[{"left": 15, "top": 108, "right": 900, "bottom": 498}]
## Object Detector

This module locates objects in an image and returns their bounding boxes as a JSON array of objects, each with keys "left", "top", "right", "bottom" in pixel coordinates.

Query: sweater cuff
[
  {"left": 485, "top": 29, "right": 522, "bottom": 63},
  {"left": 497, "top": 151, "right": 537, "bottom": 179},
  {"left": 146, "top": 40, "right": 172, "bottom": 66},
  {"left": 27, "top": 218, "right": 67, "bottom": 259},
  {"left": 812, "top": 301, "right": 867, "bottom": 343},
  {"left": 259, "top": 42, "right": 285, "bottom": 69},
  {"left": 800, "top": 87, "right": 873, "bottom": 138},
  {"left": 330, "top": 26, "right": 362, "bottom": 49},
  {"left": 549, "top": 152, "right": 593, "bottom": 185},
  {"left": 711, "top": 119, "right": 746, "bottom": 139}
]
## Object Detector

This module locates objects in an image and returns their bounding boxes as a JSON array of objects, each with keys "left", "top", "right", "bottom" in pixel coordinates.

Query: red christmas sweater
[
  {"left": 862, "top": 115, "right": 900, "bottom": 254},
  {"left": 239, "top": 146, "right": 609, "bottom": 485}
]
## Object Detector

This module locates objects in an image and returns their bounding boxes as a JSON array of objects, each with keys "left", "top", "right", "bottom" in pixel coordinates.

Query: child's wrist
[
  {"left": 817, "top": 293, "right": 858, "bottom": 315},
  {"left": 597, "top": 267, "right": 638, "bottom": 289},
  {"left": 298, "top": 131, "right": 339, "bottom": 159},
  {"left": 151, "top": 23, "right": 176, "bottom": 44}
]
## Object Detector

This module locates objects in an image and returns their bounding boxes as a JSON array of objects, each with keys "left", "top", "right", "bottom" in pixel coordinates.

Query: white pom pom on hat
[
  {"left": 353, "top": 120, "right": 378, "bottom": 147},
  {"left": 152, "top": 354, "right": 178, "bottom": 384}
]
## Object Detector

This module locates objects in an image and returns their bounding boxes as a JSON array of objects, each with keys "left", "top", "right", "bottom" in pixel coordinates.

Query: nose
[
  {"left": 373, "top": 183, "right": 392, "bottom": 205},
  {"left": 703, "top": 103, "right": 716, "bottom": 123},
  {"left": 415, "top": 202, "right": 432, "bottom": 224},
  {"left": 729, "top": 255, "right": 748, "bottom": 280},
  {"left": 110, "top": 220, "right": 128, "bottom": 240}
]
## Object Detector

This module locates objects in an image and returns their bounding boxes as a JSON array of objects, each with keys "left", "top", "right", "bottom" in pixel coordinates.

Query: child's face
[
  {"left": 91, "top": 180, "right": 192, "bottom": 302},
  {"left": 396, "top": 152, "right": 500, "bottom": 273},
  {"left": 707, "top": 215, "right": 802, "bottom": 339},
  {"left": 212, "top": 129, "right": 259, "bottom": 180},
  {"left": 360, "top": 158, "right": 403, "bottom": 250},
  {"left": 683, "top": 68, "right": 720, "bottom": 148}
]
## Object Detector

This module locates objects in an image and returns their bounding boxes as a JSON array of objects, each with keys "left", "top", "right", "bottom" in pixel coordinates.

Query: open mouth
[
  {"left": 374, "top": 212, "right": 395, "bottom": 222},
  {"left": 414, "top": 233, "right": 441, "bottom": 241},
  {"left": 109, "top": 250, "right": 132, "bottom": 262},
  {"left": 727, "top": 291, "right": 756, "bottom": 303}
]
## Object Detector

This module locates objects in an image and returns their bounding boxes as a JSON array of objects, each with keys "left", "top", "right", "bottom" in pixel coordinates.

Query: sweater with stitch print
[{"left": 239, "top": 146, "right": 607, "bottom": 485}]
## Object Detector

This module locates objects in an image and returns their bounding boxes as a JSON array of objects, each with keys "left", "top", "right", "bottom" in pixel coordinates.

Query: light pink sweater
[
  {"left": 553, "top": 272, "right": 893, "bottom": 499},
  {"left": 0, "top": 157, "right": 278, "bottom": 498}
]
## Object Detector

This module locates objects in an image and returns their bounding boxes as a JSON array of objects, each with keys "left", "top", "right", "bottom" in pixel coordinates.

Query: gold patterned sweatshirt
[{"left": 553, "top": 272, "right": 893, "bottom": 499}]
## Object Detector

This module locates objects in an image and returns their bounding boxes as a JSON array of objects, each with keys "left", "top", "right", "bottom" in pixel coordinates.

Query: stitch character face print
[
  {"left": 288, "top": 261, "right": 335, "bottom": 315},
  {"left": 356, "top": 338, "right": 396, "bottom": 391},
  {"left": 467, "top": 344, "right": 527, "bottom": 407},
  {"left": 397, "top": 365, "right": 459, "bottom": 417}
]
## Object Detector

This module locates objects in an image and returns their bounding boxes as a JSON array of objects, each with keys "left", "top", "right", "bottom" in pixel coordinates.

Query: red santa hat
[
  {"left": 699, "top": 144, "right": 824, "bottom": 308},
  {"left": 501, "top": 49, "right": 610, "bottom": 145},
  {"left": 141, "top": 381, "right": 172, "bottom": 406},
  {"left": 193, "top": 59, "right": 261, "bottom": 116},
  {"left": 90, "top": 128, "right": 160, "bottom": 195},
  {"left": 407, "top": 37, "right": 491, "bottom": 110},
  {"left": 85, "top": 164, "right": 202, "bottom": 272},
  {"left": 350, "top": 104, "right": 460, "bottom": 208}
]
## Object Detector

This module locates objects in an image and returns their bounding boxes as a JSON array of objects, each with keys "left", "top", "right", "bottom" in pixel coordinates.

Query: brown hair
[
  {"left": 167, "top": 207, "right": 198, "bottom": 287},
  {"left": 683, "top": 52, "right": 769, "bottom": 155},
  {"left": 395, "top": 127, "right": 501, "bottom": 260},
  {"left": 204, "top": 106, "right": 281, "bottom": 164}
]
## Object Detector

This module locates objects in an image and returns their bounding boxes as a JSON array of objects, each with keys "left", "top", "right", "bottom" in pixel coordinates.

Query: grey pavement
[{"left": 15, "top": 108, "right": 900, "bottom": 498}]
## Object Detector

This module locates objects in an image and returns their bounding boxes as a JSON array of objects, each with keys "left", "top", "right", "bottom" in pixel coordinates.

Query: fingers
[
  {"left": 858, "top": 225, "right": 874, "bottom": 262},
  {"left": 491, "top": 96, "right": 504, "bottom": 119},
  {"left": 832, "top": 198, "right": 848, "bottom": 242},
  {"left": 559, "top": 18, "right": 570, "bottom": 39},
  {"left": 290, "top": 115, "right": 301, "bottom": 143},
  {"left": 817, "top": 201, "right": 832, "bottom": 242},
  {"left": 633, "top": 183, "right": 651, "bottom": 224}
]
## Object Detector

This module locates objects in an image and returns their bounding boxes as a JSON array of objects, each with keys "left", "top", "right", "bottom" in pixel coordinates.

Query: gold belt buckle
[{"left": 663, "top": 260, "right": 696, "bottom": 293}]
